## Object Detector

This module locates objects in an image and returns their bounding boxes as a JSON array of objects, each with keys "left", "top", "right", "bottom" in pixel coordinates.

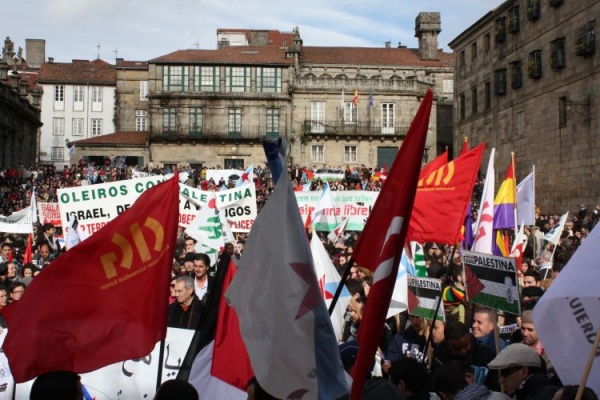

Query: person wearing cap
[{"left": 488, "top": 343, "right": 559, "bottom": 399}]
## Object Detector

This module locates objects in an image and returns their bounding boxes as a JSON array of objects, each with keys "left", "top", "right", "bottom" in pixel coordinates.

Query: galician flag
[
  {"left": 543, "top": 211, "right": 569, "bottom": 246},
  {"left": 236, "top": 164, "right": 254, "bottom": 187}
]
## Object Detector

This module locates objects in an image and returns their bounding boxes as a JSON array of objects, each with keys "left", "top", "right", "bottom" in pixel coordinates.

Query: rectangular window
[
  {"left": 527, "top": 0, "right": 541, "bottom": 21},
  {"left": 73, "top": 85, "right": 84, "bottom": 111},
  {"left": 494, "top": 69, "right": 507, "bottom": 95},
  {"left": 54, "top": 85, "right": 64, "bottom": 110},
  {"left": 508, "top": 6, "right": 520, "bottom": 33},
  {"left": 190, "top": 108, "right": 203, "bottom": 136},
  {"left": 343, "top": 102, "right": 358, "bottom": 124},
  {"left": 511, "top": 61, "right": 523, "bottom": 88},
  {"left": 559, "top": 96, "right": 568, "bottom": 128},
  {"left": 344, "top": 146, "right": 357, "bottom": 163},
  {"left": 266, "top": 109, "right": 279, "bottom": 139},
  {"left": 381, "top": 103, "right": 395, "bottom": 134},
  {"left": 163, "top": 66, "right": 189, "bottom": 91},
  {"left": 228, "top": 108, "right": 242, "bottom": 138},
  {"left": 72, "top": 118, "right": 84, "bottom": 136},
  {"left": 51, "top": 147, "right": 64, "bottom": 161},
  {"left": 471, "top": 87, "right": 478, "bottom": 115},
  {"left": 311, "top": 145, "right": 324, "bottom": 163},
  {"left": 163, "top": 108, "right": 176, "bottom": 133},
  {"left": 471, "top": 42, "right": 478, "bottom": 60},
  {"left": 528, "top": 50, "right": 542, "bottom": 79},
  {"left": 91, "top": 119, "right": 102, "bottom": 136},
  {"left": 551, "top": 38, "right": 566, "bottom": 69},
  {"left": 136, "top": 110, "right": 148, "bottom": 131},
  {"left": 257, "top": 67, "right": 281, "bottom": 93},
  {"left": 575, "top": 22, "right": 596, "bottom": 57},
  {"left": 195, "top": 66, "right": 220, "bottom": 92},
  {"left": 311, "top": 102, "right": 325, "bottom": 133},
  {"left": 140, "top": 81, "right": 149, "bottom": 100},
  {"left": 443, "top": 79, "right": 453, "bottom": 94},
  {"left": 459, "top": 93, "right": 466, "bottom": 120},
  {"left": 225, "top": 67, "right": 250, "bottom": 92},
  {"left": 91, "top": 86, "right": 102, "bottom": 112},
  {"left": 484, "top": 33, "right": 491, "bottom": 52},
  {"left": 495, "top": 17, "right": 507, "bottom": 43},
  {"left": 485, "top": 81, "right": 492, "bottom": 109},
  {"left": 53, "top": 118, "right": 65, "bottom": 136}
]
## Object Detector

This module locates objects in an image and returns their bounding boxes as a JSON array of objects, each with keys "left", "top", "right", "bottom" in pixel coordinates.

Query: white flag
[
  {"left": 516, "top": 169, "right": 535, "bottom": 226},
  {"left": 543, "top": 212, "right": 569, "bottom": 246},
  {"left": 471, "top": 148, "right": 495, "bottom": 254}
]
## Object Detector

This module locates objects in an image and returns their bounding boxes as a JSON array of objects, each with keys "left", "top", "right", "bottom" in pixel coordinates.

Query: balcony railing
[
  {"left": 151, "top": 125, "right": 281, "bottom": 141},
  {"left": 293, "top": 77, "right": 429, "bottom": 93},
  {"left": 302, "top": 120, "right": 410, "bottom": 137}
]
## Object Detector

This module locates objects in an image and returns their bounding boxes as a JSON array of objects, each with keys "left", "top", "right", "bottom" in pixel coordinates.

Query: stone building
[
  {"left": 449, "top": 0, "right": 599, "bottom": 213},
  {"left": 0, "top": 37, "right": 42, "bottom": 168}
]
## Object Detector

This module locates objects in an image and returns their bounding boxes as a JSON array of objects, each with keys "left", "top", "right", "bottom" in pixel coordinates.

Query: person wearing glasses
[{"left": 488, "top": 343, "right": 559, "bottom": 399}]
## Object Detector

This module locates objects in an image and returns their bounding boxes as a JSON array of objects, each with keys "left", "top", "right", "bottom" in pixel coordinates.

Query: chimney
[
  {"left": 251, "top": 30, "right": 269, "bottom": 46},
  {"left": 415, "top": 12, "right": 441, "bottom": 60},
  {"left": 31, "top": 87, "right": 42, "bottom": 108},
  {"left": 115, "top": 57, "right": 124, "bottom": 66},
  {"left": 0, "top": 61, "right": 8, "bottom": 83},
  {"left": 385, "top": 41, "right": 391, "bottom": 48},
  {"left": 9, "top": 70, "right": 19, "bottom": 90},
  {"left": 48, "top": 57, "right": 54, "bottom": 63},
  {"left": 25, "top": 39, "right": 46, "bottom": 68},
  {"left": 218, "top": 38, "right": 230, "bottom": 49},
  {"left": 19, "top": 74, "right": 29, "bottom": 97}
]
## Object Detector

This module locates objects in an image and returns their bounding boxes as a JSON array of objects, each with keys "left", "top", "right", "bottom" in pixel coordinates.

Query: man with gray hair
[{"left": 168, "top": 276, "right": 203, "bottom": 329}]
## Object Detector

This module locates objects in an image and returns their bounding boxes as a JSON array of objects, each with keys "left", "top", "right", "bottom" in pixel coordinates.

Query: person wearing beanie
[{"left": 488, "top": 343, "right": 558, "bottom": 399}]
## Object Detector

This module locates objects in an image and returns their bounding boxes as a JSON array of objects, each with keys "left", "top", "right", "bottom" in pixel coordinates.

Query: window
[
  {"left": 459, "top": 51, "right": 466, "bottom": 76},
  {"left": 575, "top": 22, "right": 596, "bottom": 57},
  {"left": 550, "top": 0, "right": 564, "bottom": 7},
  {"left": 140, "top": 81, "right": 148, "bottom": 100},
  {"left": 73, "top": 85, "right": 84, "bottom": 111},
  {"left": 511, "top": 61, "right": 523, "bottom": 88},
  {"left": 471, "top": 42, "right": 478, "bottom": 61},
  {"left": 459, "top": 93, "right": 466, "bottom": 120},
  {"left": 311, "top": 102, "right": 325, "bottom": 133},
  {"left": 136, "top": 110, "right": 147, "bottom": 131},
  {"left": 484, "top": 33, "right": 491, "bottom": 52},
  {"left": 51, "top": 147, "right": 64, "bottom": 161},
  {"left": 195, "top": 66, "right": 220, "bottom": 92},
  {"left": 257, "top": 68, "right": 281, "bottom": 93},
  {"left": 72, "top": 118, "right": 84, "bottom": 136},
  {"left": 495, "top": 17, "right": 507, "bottom": 43},
  {"left": 53, "top": 118, "right": 65, "bottom": 136},
  {"left": 528, "top": 50, "right": 542, "bottom": 79},
  {"left": 91, "top": 86, "right": 102, "bottom": 112},
  {"left": 266, "top": 109, "right": 279, "bottom": 139},
  {"left": 228, "top": 108, "right": 242, "bottom": 138},
  {"left": 91, "top": 119, "right": 102, "bottom": 136},
  {"left": 189, "top": 108, "right": 202, "bottom": 136},
  {"left": 442, "top": 79, "right": 453, "bottom": 94},
  {"left": 527, "top": 0, "right": 541, "bottom": 21},
  {"left": 484, "top": 81, "right": 492, "bottom": 110},
  {"left": 163, "top": 108, "right": 176, "bottom": 133},
  {"left": 508, "top": 6, "right": 520, "bottom": 33},
  {"left": 494, "top": 69, "right": 507, "bottom": 95},
  {"left": 163, "top": 66, "right": 189, "bottom": 91},
  {"left": 559, "top": 96, "right": 568, "bottom": 128},
  {"left": 343, "top": 102, "right": 358, "bottom": 124},
  {"left": 381, "top": 103, "right": 395, "bottom": 134},
  {"left": 225, "top": 67, "right": 250, "bottom": 92},
  {"left": 551, "top": 38, "right": 566, "bottom": 69},
  {"left": 54, "top": 85, "right": 64, "bottom": 110},
  {"left": 312, "top": 145, "right": 324, "bottom": 163},
  {"left": 344, "top": 146, "right": 357, "bottom": 163},
  {"left": 471, "top": 87, "right": 478, "bottom": 115}
]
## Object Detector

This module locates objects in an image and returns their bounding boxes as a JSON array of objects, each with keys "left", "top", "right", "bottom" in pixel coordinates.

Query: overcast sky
[{"left": 5, "top": 0, "right": 501, "bottom": 63}]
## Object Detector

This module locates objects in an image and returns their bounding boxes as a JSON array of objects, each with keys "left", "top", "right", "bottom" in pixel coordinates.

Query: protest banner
[
  {"left": 407, "top": 276, "right": 445, "bottom": 321},
  {"left": 462, "top": 250, "right": 520, "bottom": 315},
  {"left": 37, "top": 202, "right": 62, "bottom": 227},
  {"left": 57, "top": 177, "right": 258, "bottom": 236}
]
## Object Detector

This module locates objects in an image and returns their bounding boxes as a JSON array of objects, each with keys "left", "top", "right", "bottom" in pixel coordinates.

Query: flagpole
[
  {"left": 156, "top": 339, "right": 166, "bottom": 391},
  {"left": 511, "top": 152, "right": 518, "bottom": 237},
  {"left": 575, "top": 325, "right": 600, "bottom": 400}
]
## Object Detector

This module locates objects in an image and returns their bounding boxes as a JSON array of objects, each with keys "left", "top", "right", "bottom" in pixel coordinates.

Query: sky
[{"left": 4, "top": 0, "right": 502, "bottom": 63}]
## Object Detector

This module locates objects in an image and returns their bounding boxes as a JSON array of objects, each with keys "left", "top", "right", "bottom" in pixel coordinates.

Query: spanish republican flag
[
  {"left": 493, "top": 155, "right": 517, "bottom": 229},
  {"left": 4, "top": 174, "right": 180, "bottom": 383}
]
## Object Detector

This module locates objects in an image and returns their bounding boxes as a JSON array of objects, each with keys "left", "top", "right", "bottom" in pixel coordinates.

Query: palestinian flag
[
  {"left": 407, "top": 276, "right": 445, "bottom": 321},
  {"left": 462, "top": 250, "right": 520, "bottom": 315}
]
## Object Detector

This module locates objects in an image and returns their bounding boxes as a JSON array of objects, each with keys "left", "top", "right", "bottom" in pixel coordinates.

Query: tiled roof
[
  {"left": 116, "top": 60, "right": 149, "bottom": 69},
  {"left": 150, "top": 46, "right": 293, "bottom": 65},
  {"left": 38, "top": 59, "right": 116, "bottom": 84},
  {"left": 300, "top": 47, "right": 453, "bottom": 68},
  {"left": 216, "top": 29, "right": 296, "bottom": 47},
  {"left": 71, "top": 131, "right": 148, "bottom": 147}
]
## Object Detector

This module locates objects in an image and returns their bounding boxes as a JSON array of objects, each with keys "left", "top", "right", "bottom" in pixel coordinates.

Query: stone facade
[{"left": 449, "top": 0, "right": 600, "bottom": 213}]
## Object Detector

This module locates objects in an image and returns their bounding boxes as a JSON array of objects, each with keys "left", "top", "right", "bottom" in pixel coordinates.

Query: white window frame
[
  {"left": 311, "top": 145, "right": 324, "bottom": 163},
  {"left": 381, "top": 103, "right": 396, "bottom": 135},
  {"left": 140, "top": 81, "right": 148, "bottom": 101},
  {"left": 72, "top": 118, "right": 84, "bottom": 136},
  {"left": 195, "top": 66, "right": 220, "bottom": 92},
  {"left": 91, "top": 86, "right": 102, "bottom": 112},
  {"left": 54, "top": 85, "right": 64, "bottom": 111},
  {"left": 91, "top": 119, "right": 102, "bottom": 136},
  {"left": 53, "top": 118, "right": 65, "bottom": 136},
  {"left": 225, "top": 67, "right": 250, "bottom": 92},
  {"left": 443, "top": 79, "right": 454, "bottom": 94},
  {"left": 51, "top": 147, "right": 64, "bottom": 161},
  {"left": 135, "top": 110, "right": 147, "bottom": 131},
  {"left": 344, "top": 146, "right": 358, "bottom": 163},
  {"left": 343, "top": 102, "right": 358, "bottom": 124},
  {"left": 73, "top": 85, "right": 84, "bottom": 111},
  {"left": 228, "top": 108, "right": 242, "bottom": 135},
  {"left": 311, "top": 102, "right": 325, "bottom": 133}
]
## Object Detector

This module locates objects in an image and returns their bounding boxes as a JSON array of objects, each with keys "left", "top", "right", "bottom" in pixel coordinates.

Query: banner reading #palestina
[
  {"left": 294, "top": 190, "right": 378, "bottom": 232},
  {"left": 57, "top": 176, "right": 257, "bottom": 237}
]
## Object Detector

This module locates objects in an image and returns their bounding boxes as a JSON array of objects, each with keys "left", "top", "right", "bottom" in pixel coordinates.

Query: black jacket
[
  {"left": 168, "top": 295, "right": 203, "bottom": 329},
  {"left": 516, "top": 372, "right": 559, "bottom": 400}
]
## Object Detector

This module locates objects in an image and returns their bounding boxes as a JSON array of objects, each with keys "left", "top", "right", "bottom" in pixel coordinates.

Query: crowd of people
[{"left": 0, "top": 161, "right": 598, "bottom": 399}]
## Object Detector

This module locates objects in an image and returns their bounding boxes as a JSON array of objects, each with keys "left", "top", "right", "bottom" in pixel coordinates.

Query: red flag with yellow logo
[
  {"left": 407, "top": 143, "right": 485, "bottom": 245},
  {"left": 4, "top": 174, "right": 180, "bottom": 383}
]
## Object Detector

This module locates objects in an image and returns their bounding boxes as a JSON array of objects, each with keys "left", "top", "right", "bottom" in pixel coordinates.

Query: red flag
[
  {"left": 4, "top": 175, "right": 180, "bottom": 383},
  {"left": 211, "top": 260, "right": 254, "bottom": 390},
  {"left": 417, "top": 150, "right": 448, "bottom": 187},
  {"left": 351, "top": 89, "right": 433, "bottom": 398},
  {"left": 23, "top": 234, "right": 33, "bottom": 264},
  {"left": 407, "top": 143, "right": 485, "bottom": 245},
  {"left": 303, "top": 168, "right": 314, "bottom": 181}
]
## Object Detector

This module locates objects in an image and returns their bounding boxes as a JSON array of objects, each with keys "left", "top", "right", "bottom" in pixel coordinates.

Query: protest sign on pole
[{"left": 407, "top": 276, "right": 445, "bottom": 321}]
